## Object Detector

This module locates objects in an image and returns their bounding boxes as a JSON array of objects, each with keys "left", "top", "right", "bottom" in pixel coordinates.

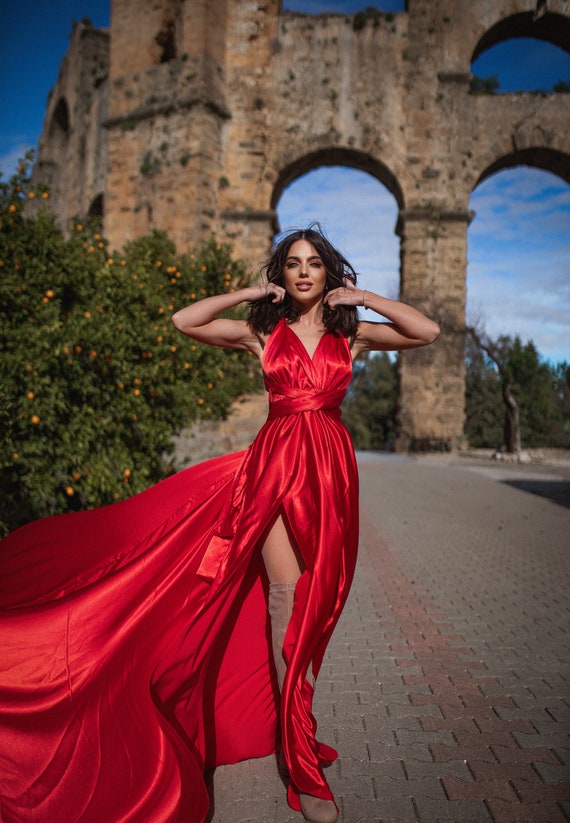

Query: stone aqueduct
[{"left": 33, "top": 0, "right": 570, "bottom": 449}]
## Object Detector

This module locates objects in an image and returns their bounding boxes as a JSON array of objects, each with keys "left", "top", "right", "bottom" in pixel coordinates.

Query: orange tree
[{"left": 0, "top": 157, "right": 259, "bottom": 534}]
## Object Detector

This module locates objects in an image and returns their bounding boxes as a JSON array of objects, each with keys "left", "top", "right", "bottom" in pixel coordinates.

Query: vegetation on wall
[{"left": 0, "top": 155, "right": 259, "bottom": 534}]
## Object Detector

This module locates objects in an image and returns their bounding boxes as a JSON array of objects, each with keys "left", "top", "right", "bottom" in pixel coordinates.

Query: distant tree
[
  {"left": 465, "top": 327, "right": 570, "bottom": 454},
  {"left": 552, "top": 362, "right": 570, "bottom": 444},
  {"left": 505, "top": 337, "right": 564, "bottom": 447},
  {"left": 467, "top": 328, "right": 522, "bottom": 453},
  {"left": 342, "top": 352, "right": 397, "bottom": 450},
  {"left": 470, "top": 74, "right": 500, "bottom": 94},
  {"left": 464, "top": 334, "right": 502, "bottom": 448},
  {"left": 553, "top": 79, "right": 570, "bottom": 93}
]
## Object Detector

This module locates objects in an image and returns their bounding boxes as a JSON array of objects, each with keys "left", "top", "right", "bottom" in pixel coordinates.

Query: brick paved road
[{"left": 207, "top": 453, "right": 570, "bottom": 822}]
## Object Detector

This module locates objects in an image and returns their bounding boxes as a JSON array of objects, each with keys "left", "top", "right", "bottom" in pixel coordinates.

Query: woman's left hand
[{"left": 324, "top": 279, "right": 365, "bottom": 309}]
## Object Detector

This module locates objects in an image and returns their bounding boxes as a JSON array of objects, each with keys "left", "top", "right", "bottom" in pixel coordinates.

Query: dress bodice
[{"left": 262, "top": 319, "right": 352, "bottom": 419}]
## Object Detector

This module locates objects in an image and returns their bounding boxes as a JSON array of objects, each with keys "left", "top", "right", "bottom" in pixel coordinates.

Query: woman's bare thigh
[{"left": 261, "top": 513, "right": 304, "bottom": 584}]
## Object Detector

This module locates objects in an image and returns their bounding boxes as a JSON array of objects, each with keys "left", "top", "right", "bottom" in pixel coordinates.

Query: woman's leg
[
  {"left": 262, "top": 514, "right": 302, "bottom": 690},
  {"left": 262, "top": 516, "right": 338, "bottom": 822},
  {"left": 261, "top": 512, "right": 303, "bottom": 585}
]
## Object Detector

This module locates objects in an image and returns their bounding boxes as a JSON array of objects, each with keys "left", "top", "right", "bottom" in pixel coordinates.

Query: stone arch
[
  {"left": 471, "top": 10, "right": 570, "bottom": 62},
  {"left": 88, "top": 193, "right": 105, "bottom": 219},
  {"left": 466, "top": 157, "right": 569, "bottom": 395},
  {"left": 49, "top": 97, "right": 71, "bottom": 141},
  {"left": 35, "top": 97, "right": 72, "bottom": 192},
  {"left": 476, "top": 147, "right": 570, "bottom": 188},
  {"left": 270, "top": 148, "right": 405, "bottom": 214}
]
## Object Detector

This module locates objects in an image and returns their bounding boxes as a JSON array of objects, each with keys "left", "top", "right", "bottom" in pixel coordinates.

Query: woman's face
[{"left": 282, "top": 239, "right": 327, "bottom": 305}]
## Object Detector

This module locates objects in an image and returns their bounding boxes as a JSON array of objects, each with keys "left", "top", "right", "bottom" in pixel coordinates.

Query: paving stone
[
  {"left": 442, "top": 775, "right": 519, "bottom": 802},
  {"left": 560, "top": 799, "right": 570, "bottom": 818},
  {"left": 513, "top": 731, "right": 570, "bottom": 749},
  {"left": 339, "top": 757, "right": 405, "bottom": 780},
  {"left": 489, "top": 744, "right": 560, "bottom": 765},
  {"left": 395, "top": 727, "right": 457, "bottom": 746},
  {"left": 512, "top": 780, "right": 570, "bottom": 803},
  {"left": 421, "top": 716, "right": 480, "bottom": 733},
  {"left": 404, "top": 758, "right": 472, "bottom": 781},
  {"left": 339, "top": 794, "right": 417, "bottom": 821},
  {"left": 413, "top": 795, "right": 493, "bottom": 822},
  {"left": 553, "top": 748, "right": 570, "bottom": 767},
  {"left": 367, "top": 741, "right": 434, "bottom": 763},
  {"left": 485, "top": 798, "right": 568, "bottom": 822},
  {"left": 534, "top": 761, "right": 570, "bottom": 783}
]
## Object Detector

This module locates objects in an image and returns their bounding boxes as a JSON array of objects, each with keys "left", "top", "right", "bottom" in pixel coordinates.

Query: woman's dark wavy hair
[{"left": 247, "top": 225, "right": 359, "bottom": 338}]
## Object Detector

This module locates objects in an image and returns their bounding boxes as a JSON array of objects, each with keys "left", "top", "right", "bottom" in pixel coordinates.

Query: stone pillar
[
  {"left": 220, "top": 209, "right": 277, "bottom": 274},
  {"left": 103, "top": 0, "right": 232, "bottom": 253},
  {"left": 395, "top": 208, "right": 472, "bottom": 451}
]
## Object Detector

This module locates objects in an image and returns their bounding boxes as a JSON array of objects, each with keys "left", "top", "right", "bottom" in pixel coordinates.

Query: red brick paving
[
  {"left": 358, "top": 454, "right": 570, "bottom": 822},
  {"left": 361, "top": 513, "right": 568, "bottom": 817}
]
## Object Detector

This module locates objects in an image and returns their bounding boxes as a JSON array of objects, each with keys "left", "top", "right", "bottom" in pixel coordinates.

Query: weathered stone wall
[
  {"left": 32, "top": 23, "right": 109, "bottom": 222},
  {"left": 32, "top": 0, "right": 570, "bottom": 449}
]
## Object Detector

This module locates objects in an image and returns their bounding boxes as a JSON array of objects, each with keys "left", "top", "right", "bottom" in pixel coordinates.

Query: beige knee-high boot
[
  {"left": 267, "top": 582, "right": 338, "bottom": 823},
  {"left": 268, "top": 580, "right": 297, "bottom": 691}
]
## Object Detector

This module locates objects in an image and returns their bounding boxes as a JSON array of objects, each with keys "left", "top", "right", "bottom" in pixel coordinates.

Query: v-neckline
[{"left": 284, "top": 320, "right": 327, "bottom": 364}]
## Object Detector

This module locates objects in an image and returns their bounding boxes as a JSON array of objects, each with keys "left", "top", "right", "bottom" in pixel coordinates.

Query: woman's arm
[
  {"left": 325, "top": 281, "right": 440, "bottom": 354},
  {"left": 171, "top": 283, "right": 285, "bottom": 351}
]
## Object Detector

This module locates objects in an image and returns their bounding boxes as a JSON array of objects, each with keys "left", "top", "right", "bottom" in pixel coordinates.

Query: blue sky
[{"left": 1, "top": 1, "right": 569, "bottom": 364}]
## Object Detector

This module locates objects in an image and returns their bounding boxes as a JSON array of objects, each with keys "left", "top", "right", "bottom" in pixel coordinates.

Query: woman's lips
[{"left": 295, "top": 282, "right": 312, "bottom": 291}]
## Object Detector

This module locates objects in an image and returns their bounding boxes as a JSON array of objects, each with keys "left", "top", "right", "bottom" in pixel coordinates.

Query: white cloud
[{"left": 466, "top": 267, "right": 570, "bottom": 365}]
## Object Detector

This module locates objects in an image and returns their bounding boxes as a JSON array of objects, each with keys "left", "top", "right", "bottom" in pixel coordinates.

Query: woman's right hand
[
  {"left": 247, "top": 282, "right": 286, "bottom": 304},
  {"left": 172, "top": 281, "right": 285, "bottom": 350}
]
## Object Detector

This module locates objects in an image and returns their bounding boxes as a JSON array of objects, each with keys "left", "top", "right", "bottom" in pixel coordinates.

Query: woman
[
  {"left": 170, "top": 227, "right": 440, "bottom": 822},
  {"left": 0, "top": 228, "right": 438, "bottom": 823}
]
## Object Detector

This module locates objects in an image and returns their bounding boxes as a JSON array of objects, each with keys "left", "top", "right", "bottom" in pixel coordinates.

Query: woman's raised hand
[
  {"left": 324, "top": 279, "right": 365, "bottom": 309},
  {"left": 248, "top": 282, "right": 287, "bottom": 303}
]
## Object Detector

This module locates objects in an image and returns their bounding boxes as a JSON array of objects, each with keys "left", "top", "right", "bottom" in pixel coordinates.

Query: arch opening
[
  {"left": 470, "top": 12, "right": 570, "bottom": 94},
  {"left": 88, "top": 193, "right": 104, "bottom": 220},
  {"left": 272, "top": 148, "right": 404, "bottom": 214},
  {"left": 467, "top": 162, "right": 570, "bottom": 367},
  {"left": 476, "top": 147, "right": 570, "bottom": 189},
  {"left": 50, "top": 98, "right": 70, "bottom": 137},
  {"left": 274, "top": 159, "right": 403, "bottom": 451},
  {"left": 274, "top": 157, "right": 402, "bottom": 305},
  {"left": 472, "top": 11, "right": 570, "bottom": 62}
]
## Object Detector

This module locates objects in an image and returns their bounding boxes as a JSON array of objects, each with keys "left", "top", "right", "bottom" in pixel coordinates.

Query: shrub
[{"left": 0, "top": 155, "right": 258, "bottom": 534}]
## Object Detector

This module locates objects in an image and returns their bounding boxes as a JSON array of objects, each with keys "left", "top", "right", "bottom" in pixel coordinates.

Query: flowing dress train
[{"left": 0, "top": 317, "right": 359, "bottom": 822}]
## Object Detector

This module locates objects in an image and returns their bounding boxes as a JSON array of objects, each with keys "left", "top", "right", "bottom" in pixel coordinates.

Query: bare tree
[{"left": 466, "top": 325, "right": 522, "bottom": 456}]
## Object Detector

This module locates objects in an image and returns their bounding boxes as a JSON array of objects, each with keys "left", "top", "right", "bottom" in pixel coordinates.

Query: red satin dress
[{"left": 0, "top": 318, "right": 359, "bottom": 822}]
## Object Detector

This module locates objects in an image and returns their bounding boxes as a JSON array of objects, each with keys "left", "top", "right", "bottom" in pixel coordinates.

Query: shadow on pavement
[{"left": 501, "top": 478, "right": 570, "bottom": 509}]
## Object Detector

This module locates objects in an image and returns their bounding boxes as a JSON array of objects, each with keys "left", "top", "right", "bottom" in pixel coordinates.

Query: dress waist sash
[{"left": 266, "top": 388, "right": 345, "bottom": 419}]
